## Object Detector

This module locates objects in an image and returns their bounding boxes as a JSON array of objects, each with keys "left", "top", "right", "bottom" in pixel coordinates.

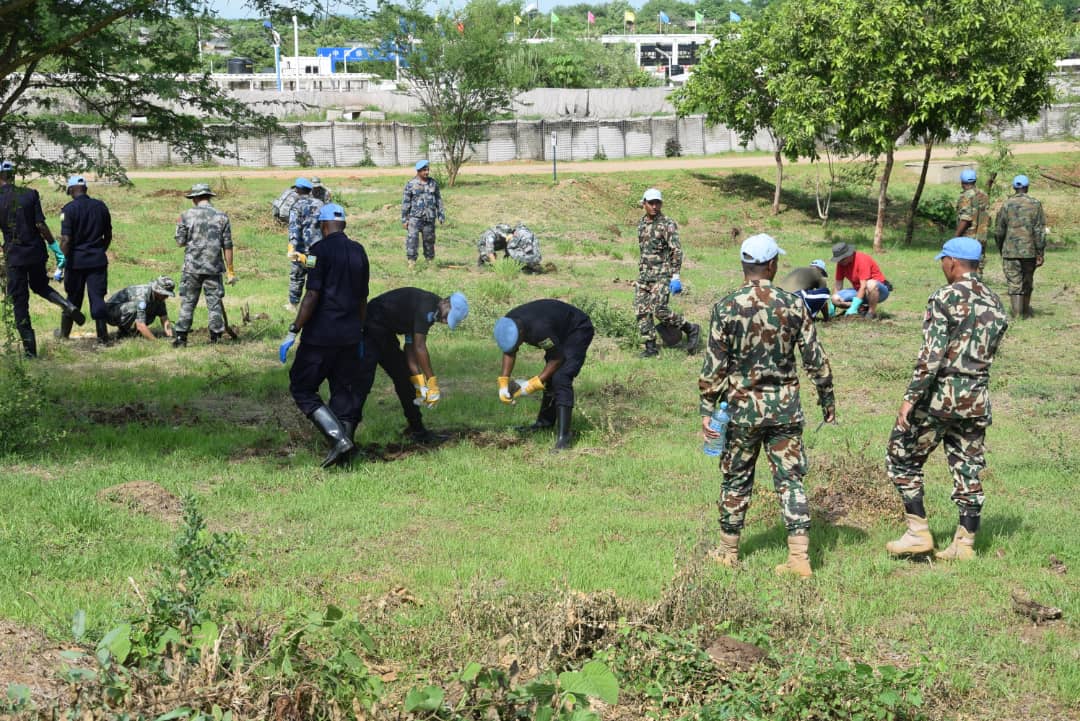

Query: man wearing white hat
[{"left": 699, "top": 233, "right": 836, "bottom": 578}]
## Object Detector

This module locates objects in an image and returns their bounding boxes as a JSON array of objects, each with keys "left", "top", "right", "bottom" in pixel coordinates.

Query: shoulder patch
[
  {"left": 538, "top": 337, "right": 555, "bottom": 350},
  {"left": 305, "top": 255, "right": 317, "bottom": 269},
  {"left": 137, "top": 301, "right": 147, "bottom": 310}
]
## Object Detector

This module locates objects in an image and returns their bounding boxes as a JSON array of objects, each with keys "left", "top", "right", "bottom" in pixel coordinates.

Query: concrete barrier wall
[{"left": 23, "top": 106, "right": 1079, "bottom": 170}]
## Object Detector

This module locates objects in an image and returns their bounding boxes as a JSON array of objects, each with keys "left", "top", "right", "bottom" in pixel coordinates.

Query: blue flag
[
  {"left": 729, "top": 11, "right": 742, "bottom": 22},
  {"left": 659, "top": 11, "right": 670, "bottom": 24}
]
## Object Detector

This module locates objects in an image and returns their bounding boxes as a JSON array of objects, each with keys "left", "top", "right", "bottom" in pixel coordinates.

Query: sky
[{"left": 208, "top": 0, "right": 649, "bottom": 19}]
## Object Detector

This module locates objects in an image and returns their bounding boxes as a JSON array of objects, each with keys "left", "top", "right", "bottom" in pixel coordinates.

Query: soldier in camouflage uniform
[
  {"left": 636, "top": 188, "right": 699, "bottom": 357},
  {"left": 885, "top": 237, "right": 1008, "bottom": 562},
  {"left": 955, "top": 168, "right": 990, "bottom": 270},
  {"left": 310, "top": 177, "right": 332, "bottom": 203},
  {"left": 477, "top": 223, "right": 543, "bottom": 272},
  {"left": 699, "top": 234, "right": 836, "bottom": 578},
  {"left": 286, "top": 177, "right": 324, "bottom": 311},
  {"left": 105, "top": 275, "right": 175, "bottom": 340},
  {"left": 401, "top": 159, "right": 444, "bottom": 268},
  {"left": 994, "top": 175, "right": 1045, "bottom": 320},
  {"left": 172, "top": 184, "right": 235, "bottom": 347}
]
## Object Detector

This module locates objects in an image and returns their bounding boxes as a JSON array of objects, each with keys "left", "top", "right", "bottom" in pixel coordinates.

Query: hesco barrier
[{"left": 23, "top": 107, "right": 1079, "bottom": 169}]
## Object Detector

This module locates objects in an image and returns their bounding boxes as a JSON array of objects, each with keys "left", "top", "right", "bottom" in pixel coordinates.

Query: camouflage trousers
[
  {"left": 1002, "top": 257, "right": 1037, "bottom": 296},
  {"left": 288, "top": 260, "right": 307, "bottom": 305},
  {"left": 717, "top": 423, "right": 810, "bottom": 535},
  {"left": 175, "top": 272, "right": 225, "bottom": 334},
  {"left": 885, "top": 410, "right": 988, "bottom": 517},
  {"left": 405, "top": 218, "right": 436, "bottom": 261},
  {"left": 634, "top": 280, "right": 683, "bottom": 346}
]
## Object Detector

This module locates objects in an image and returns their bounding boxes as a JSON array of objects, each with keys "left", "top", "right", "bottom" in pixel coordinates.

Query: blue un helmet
[
  {"left": 959, "top": 168, "right": 977, "bottom": 183},
  {"left": 1012, "top": 175, "right": 1029, "bottom": 189},
  {"left": 318, "top": 203, "right": 346, "bottom": 222},
  {"left": 447, "top": 292, "right": 469, "bottom": 330},
  {"left": 493, "top": 317, "right": 519, "bottom": 353},
  {"left": 294, "top": 177, "right": 313, "bottom": 189}
]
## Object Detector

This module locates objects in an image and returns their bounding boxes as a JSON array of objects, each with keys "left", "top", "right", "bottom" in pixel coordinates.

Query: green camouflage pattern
[
  {"left": 175, "top": 201, "right": 232, "bottom": 274},
  {"left": 105, "top": 283, "right": 167, "bottom": 329},
  {"left": 886, "top": 408, "right": 988, "bottom": 517},
  {"left": 698, "top": 280, "right": 834, "bottom": 425},
  {"left": 401, "top": 176, "right": 444, "bottom": 223},
  {"left": 902, "top": 273, "right": 1007, "bottom": 418},
  {"left": 956, "top": 188, "right": 991, "bottom": 242},
  {"left": 175, "top": 272, "right": 226, "bottom": 334},
  {"left": 634, "top": 280, "right": 684, "bottom": 343},
  {"left": 637, "top": 212, "right": 682, "bottom": 282},
  {"left": 994, "top": 193, "right": 1045, "bottom": 258},
  {"left": 1002, "top": 257, "right": 1037, "bottom": 296},
  {"left": 717, "top": 423, "right": 810, "bottom": 534}
]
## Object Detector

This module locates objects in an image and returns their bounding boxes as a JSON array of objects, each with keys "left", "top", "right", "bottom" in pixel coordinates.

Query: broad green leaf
[
  {"left": 155, "top": 627, "right": 184, "bottom": 654},
  {"left": 98, "top": 624, "right": 131, "bottom": 665},
  {"left": 71, "top": 609, "right": 86, "bottom": 642},
  {"left": 404, "top": 686, "right": 445, "bottom": 712},
  {"left": 191, "top": 622, "right": 219, "bottom": 652},
  {"left": 558, "top": 661, "right": 618, "bottom": 705},
  {"left": 460, "top": 661, "right": 483, "bottom": 682},
  {"left": 153, "top": 707, "right": 192, "bottom": 721}
]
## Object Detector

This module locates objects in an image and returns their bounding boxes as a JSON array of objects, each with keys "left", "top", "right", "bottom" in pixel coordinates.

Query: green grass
[{"left": 2, "top": 149, "right": 1078, "bottom": 718}]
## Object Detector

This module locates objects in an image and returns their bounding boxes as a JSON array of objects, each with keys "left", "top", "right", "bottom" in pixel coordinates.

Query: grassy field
[{"left": 1, "top": 148, "right": 1078, "bottom": 719}]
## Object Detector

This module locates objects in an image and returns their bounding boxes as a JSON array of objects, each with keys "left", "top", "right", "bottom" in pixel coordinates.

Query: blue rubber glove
[
  {"left": 53, "top": 268, "right": 64, "bottom": 282},
  {"left": 279, "top": 332, "right": 296, "bottom": 363},
  {"left": 670, "top": 276, "right": 682, "bottom": 294},
  {"left": 844, "top": 297, "right": 863, "bottom": 316}
]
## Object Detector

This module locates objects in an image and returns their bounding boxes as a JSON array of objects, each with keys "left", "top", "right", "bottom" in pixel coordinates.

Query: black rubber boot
[
  {"left": 309, "top": 405, "right": 356, "bottom": 468},
  {"left": 903, "top": 497, "right": 927, "bottom": 518},
  {"left": 95, "top": 319, "right": 110, "bottom": 345},
  {"left": 407, "top": 421, "right": 436, "bottom": 444},
  {"left": 638, "top": 340, "right": 659, "bottom": 358},
  {"left": 683, "top": 322, "right": 701, "bottom": 355},
  {"left": 18, "top": 327, "right": 37, "bottom": 358},
  {"left": 340, "top": 421, "right": 361, "bottom": 464},
  {"left": 45, "top": 290, "right": 86, "bottom": 326},
  {"left": 959, "top": 514, "right": 980, "bottom": 533},
  {"left": 172, "top": 331, "right": 187, "bottom": 348},
  {"left": 55, "top": 315, "right": 74, "bottom": 339},
  {"left": 519, "top": 393, "right": 557, "bottom": 432},
  {"left": 553, "top": 405, "right": 573, "bottom": 451},
  {"left": 209, "top": 331, "right": 222, "bottom": 344},
  {"left": 1022, "top": 294, "right": 1033, "bottom": 319}
]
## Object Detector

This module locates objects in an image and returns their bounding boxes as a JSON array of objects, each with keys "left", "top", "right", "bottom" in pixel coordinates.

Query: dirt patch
[
  {"left": 0, "top": 620, "right": 88, "bottom": 711},
  {"left": 97, "top": 480, "right": 183, "bottom": 524},
  {"left": 353, "top": 428, "right": 525, "bottom": 462},
  {"left": 809, "top": 443, "right": 900, "bottom": 528},
  {"left": 705, "top": 635, "right": 768, "bottom": 671},
  {"left": 146, "top": 188, "right": 187, "bottom": 197}
]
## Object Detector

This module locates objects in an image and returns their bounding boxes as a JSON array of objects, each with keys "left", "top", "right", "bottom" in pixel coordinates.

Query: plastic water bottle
[{"left": 703, "top": 402, "right": 731, "bottom": 457}]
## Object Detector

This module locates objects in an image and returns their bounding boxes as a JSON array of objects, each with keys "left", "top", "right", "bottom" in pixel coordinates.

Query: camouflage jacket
[
  {"left": 637, "top": 212, "right": 682, "bottom": 283},
  {"left": 401, "top": 176, "right": 445, "bottom": 223},
  {"left": 507, "top": 224, "right": 541, "bottom": 265},
  {"left": 698, "top": 279, "right": 835, "bottom": 426},
  {"left": 956, "top": 188, "right": 990, "bottom": 242},
  {"left": 106, "top": 283, "right": 167, "bottom": 327},
  {"left": 994, "top": 193, "right": 1045, "bottom": 258},
  {"left": 175, "top": 201, "right": 232, "bottom": 274},
  {"left": 288, "top": 196, "right": 324, "bottom": 254},
  {"left": 903, "top": 273, "right": 1007, "bottom": 419}
]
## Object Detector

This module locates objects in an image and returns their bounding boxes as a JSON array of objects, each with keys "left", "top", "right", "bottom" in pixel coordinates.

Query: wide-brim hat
[
  {"left": 829, "top": 242, "right": 855, "bottom": 263},
  {"left": 185, "top": 183, "right": 215, "bottom": 198}
]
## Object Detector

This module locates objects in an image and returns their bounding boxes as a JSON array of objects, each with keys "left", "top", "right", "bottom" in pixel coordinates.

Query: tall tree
[{"left": 0, "top": 1, "right": 299, "bottom": 182}]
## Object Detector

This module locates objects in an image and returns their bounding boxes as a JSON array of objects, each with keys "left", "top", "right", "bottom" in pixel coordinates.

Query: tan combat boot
[
  {"left": 885, "top": 514, "right": 935, "bottom": 556},
  {"left": 935, "top": 527, "right": 976, "bottom": 561},
  {"left": 774, "top": 534, "right": 812, "bottom": 578},
  {"left": 709, "top": 532, "right": 740, "bottom": 567}
]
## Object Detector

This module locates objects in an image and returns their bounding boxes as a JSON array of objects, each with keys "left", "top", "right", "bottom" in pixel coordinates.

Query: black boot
[
  {"left": 45, "top": 290, "right": 86, "bottom": 326},
  {"left": 340, "top": 421, "right": 362, "bottom": 464},
  {"left": 209, "top": 331, "right": 222, "bottom": 344},
  {"left": 55, "top": 315, "right": 74, "bottom": 339},
  {"left": 683, "top": 322, "right": 701, "bottom": 355},
  {"left": 18, "top": 326, "right": 37, "bottom": 358},
  {"left": 519, "top": 393, "right": 557, "bottom": 432},
  {"left": 172, "top": 331, "right": 188, "bottom": 348},
  {"left": 553, "top": 405, "right": 573, "bottom": 451},
  {"left": 95, "top": 319, "right": 110, "bottom": 345},
  {"left": 1009, "top": 295, "right": 1023, "bottom": 319},
  {"left": 638, "top": 340, "right": 659, "bottom": 358},
  {"left": 1022, "top": 294, "right": 1033, "bottom": 319},
  {"left": 406, "top": 421, "right": 436, "bottom": 444},
  {"left": 309, "top": 406, "right": 356, "bottom": 468}
]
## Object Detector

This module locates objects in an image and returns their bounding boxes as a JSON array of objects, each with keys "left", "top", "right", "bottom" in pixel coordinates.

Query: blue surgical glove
[
  {"left": 279, "top": 332, "right": 297, "bottom": 363},
  {"left": 53, "top": 268, "right": 64, "bottom": 282},
  {"left": 845, "top": 297, "right": 863, "bottom": 316},
  {"left": 670, "top": 275, "right": 682, "bottom": 294}
]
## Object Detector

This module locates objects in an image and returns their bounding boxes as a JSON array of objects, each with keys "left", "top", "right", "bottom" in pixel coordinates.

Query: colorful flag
[
  {"left": 550, "top": 11, "right": 559, "bottom": 23},
  {"left": 457, "top": 20, "right": 464, "bottom": 33},
  {"left": 729, "top": 11, "right": 742, "bottom": 22},
  {"left": 659, "top": 11, "right": 670, "bottom": 24},
  {"left": 624, "top": 10, "right": 635, "bottom": 22},
  {"left": 587, "top": 11, "right": 595, "bottom": 24},
  {"left": 514, "top": 14, "right": 522, "bottom": 25},
  {"left": 695, "top": 11, "right": 704, "bottom": 25}
]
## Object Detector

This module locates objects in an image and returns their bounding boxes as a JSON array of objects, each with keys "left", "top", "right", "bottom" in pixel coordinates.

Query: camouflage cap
[
  {"left": 185, "top": 183, "right": 216, "bottom": 198},
  {"left": 150, "top": 275, "right": 176, "bottom": 297},
  {"left": 310, "top": 176, "right": 323, "bottom": 186}
]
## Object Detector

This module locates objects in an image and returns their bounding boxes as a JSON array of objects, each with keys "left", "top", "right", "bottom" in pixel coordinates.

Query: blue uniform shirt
[
  {"left": 60, "top": 194, "right": 112, "bottom": 270},
  {"left": 0, "top": 185, "right": 47, "bottom": 266},
  {"left": 302, "top": 230, "right": 369, "bottom": 346}
]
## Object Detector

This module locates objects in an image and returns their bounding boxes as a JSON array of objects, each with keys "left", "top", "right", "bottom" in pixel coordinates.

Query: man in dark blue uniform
[
  {"left": 493, "top": 299, "right": 594, "bottom": 451},
  {"left": 279, "top": 204, "right": 369, "bottom": 468},
  {"left": 59, "top": 175, "right": 112, "bottom": 344},
  {"left": 360, "top": 287, "right": 469, "bottom": 443},
  {"left": 0, "top": 161, "right": 86, "bottom": 357}
]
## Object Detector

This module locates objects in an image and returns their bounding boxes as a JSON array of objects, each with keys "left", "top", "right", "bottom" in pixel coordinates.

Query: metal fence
[{"left": 23, "top": 106, "right": 1079, "bottom": 170}]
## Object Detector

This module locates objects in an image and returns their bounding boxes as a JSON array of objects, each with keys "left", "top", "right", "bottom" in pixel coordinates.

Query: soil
[
  {"left": 705, "top": 635, "right": 768, "bottom": 671},
  {"left": 809, "top": 447, "right": 900, "bottom": 528},
  {"left": 0, "top": 620, "right": 86, "bottom": 711},
  {"left": 96, "top": 480, "right": 183, "bottom": 525}
]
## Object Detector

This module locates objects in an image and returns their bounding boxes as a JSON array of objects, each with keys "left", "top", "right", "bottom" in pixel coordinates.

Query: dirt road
[{"left": 124, "top": 141, "right": 1076, "bottom": 180}]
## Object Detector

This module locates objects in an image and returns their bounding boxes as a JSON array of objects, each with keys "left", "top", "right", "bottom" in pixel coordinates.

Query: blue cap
[
  {"left": 935, "top": 236, "right": 983, "bottom": 261},
  {"left": 263, "top": 20, "right": 272, "bottom": 28},
  {"left": 447, "top": 292, "right": 469, "bottom": 330},
  {"left": 960, "top": 168, "right": 977, "bottom": 183},
  {"left": 810, "top": 259, "right": 826, "bottom": 273},
  {"left": 415, "top": 159, "right": 430, "bottom": 171},
  {"left": 0, "top": 160, "right": 13, "bottom": 172},
  {"left": 317, "top": 203, "right": 346, "bottom": 221},
  {"left": 294, "top": 177, "right": 313, "bottom": 189},
  {"left": 66, "top": 175, "right": 86, "bottom": 188},
  {"left": 1012, "top": 174, "right": 1029, "bottom": 189},
  {"left": 493, "top": 317, "right": 519, "bottom": 353}
]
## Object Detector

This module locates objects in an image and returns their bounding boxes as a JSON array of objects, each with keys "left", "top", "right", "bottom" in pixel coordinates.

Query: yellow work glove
[
  {"left": 226, "top": 266, "right": 237, "bottom": 285},
  {"left": 512, "top": 375, "right": 545, "bottom": 399},
  {"left": 424, "top": 375, "right": 441, "bottom": 408},
  {"left": 497, "top": 376, "right": 515, "bottom": 405},
  {"left": 410, "top": 374, "right": 428, "bottom": 406}
]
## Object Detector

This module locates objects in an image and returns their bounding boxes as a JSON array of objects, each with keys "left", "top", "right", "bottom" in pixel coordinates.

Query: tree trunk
[
  {"left": 873, "top": 147, "right": 895, "bottom": 252},
  {"left": 772, "top": 146, "right": 784, "bottom": 215},
  {"left": 904, "top": 135, "right": 934, "bottom": 245}
]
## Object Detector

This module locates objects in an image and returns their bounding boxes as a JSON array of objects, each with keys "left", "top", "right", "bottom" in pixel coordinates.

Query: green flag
[
  {"left": 550, "top": 10, "right": 559, "bottom": 23},
  {"left": 695, "top": 11, "right": 704, "bottom": 24}
]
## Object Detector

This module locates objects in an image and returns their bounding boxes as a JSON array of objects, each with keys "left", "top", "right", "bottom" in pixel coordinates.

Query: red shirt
[{"left": 835, "top": 251, "right": 885, "bottom": 289}]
